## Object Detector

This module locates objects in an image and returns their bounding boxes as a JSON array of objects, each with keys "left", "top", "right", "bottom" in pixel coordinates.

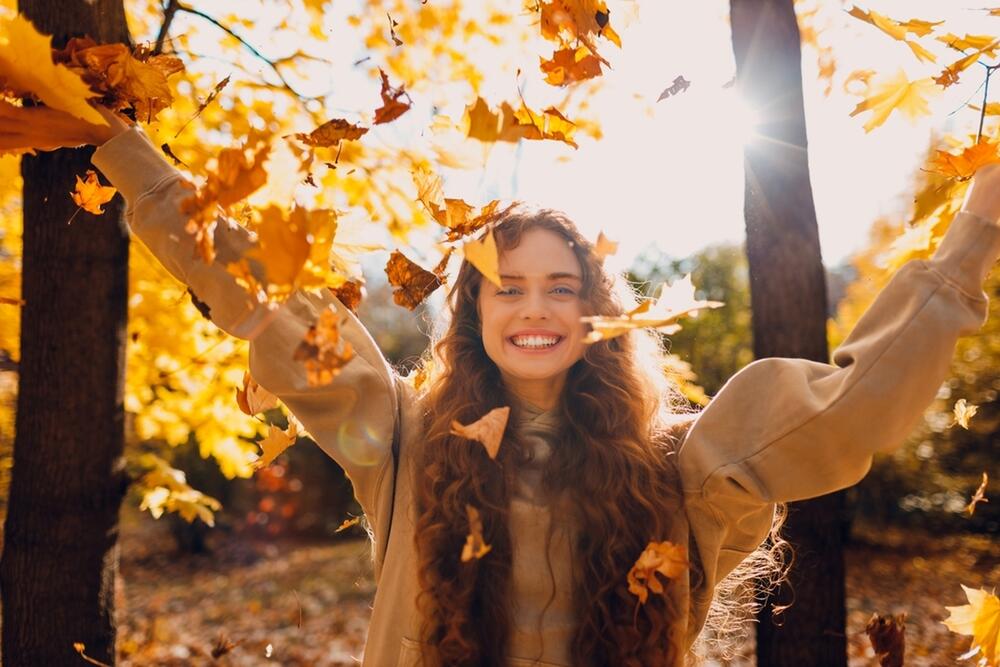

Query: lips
[{"left": 507, "top": 333, "right": 564, "bottom": 351}]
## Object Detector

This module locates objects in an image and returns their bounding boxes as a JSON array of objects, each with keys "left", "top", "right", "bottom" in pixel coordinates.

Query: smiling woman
[{"left": 477, "top": 228, "right": 589, "bottom": 411}]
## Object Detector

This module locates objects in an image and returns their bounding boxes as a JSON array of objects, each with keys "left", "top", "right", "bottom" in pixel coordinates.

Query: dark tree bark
[
  {"left": 729, "top": 1, "right": 848, "bottom": 665},
  {"left": 1, "top": 2, "right": 130, "bottom": 665}
]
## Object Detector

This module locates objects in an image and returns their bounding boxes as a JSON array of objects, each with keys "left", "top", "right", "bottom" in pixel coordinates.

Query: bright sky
[{"left": 166, "top": 0, "right": 994, "bottom": 271}]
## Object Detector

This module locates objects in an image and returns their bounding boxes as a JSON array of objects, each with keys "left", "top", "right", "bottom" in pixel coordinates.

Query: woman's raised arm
[
  {"left": 90, "top": 123, "right": 399, "bottom": 522},
  {"left": 677, "top": 169, "right": 1000, "bottom": 590}
]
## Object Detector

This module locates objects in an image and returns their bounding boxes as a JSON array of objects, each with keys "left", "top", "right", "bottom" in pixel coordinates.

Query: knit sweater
[{"left": 92, "top": 125, "right": 1000, "bottom": 666}]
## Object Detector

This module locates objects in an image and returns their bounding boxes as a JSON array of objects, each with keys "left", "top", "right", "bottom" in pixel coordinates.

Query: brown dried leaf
[
  {"left": 235, "top": 370, "right": 278, "bottom": 416},
  {"left": 865, "top": 613, "right": 906, "bottom": 667},
  {"left": 292, "top": 305, "right": 356, "bottom": 387},
  {"left": 450, "top": 406, "right": 510, "bottom": 460},
  {"left": 385, "top": 249, "right": 448, "bottom": 310},
  {"left": 461, "top": 505, "right": 491, "bottom": 562}
]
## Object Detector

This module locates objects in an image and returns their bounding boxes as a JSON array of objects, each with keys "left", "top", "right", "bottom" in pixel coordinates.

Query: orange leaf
[
  {"left": 335, "top": 516, "right": 361, "bottom": 532},
  {"left": 385, "top": 249, "right": 450, "bottom": 310},
  {"left": 461, "top": 227, "right": 503, "bottom": 289},
  {"left": 464, "top": 97, "right": 578, "bottom": 149},
  {"left": 373, "top": 68, "right": 411, "bottom": 125},
  {"left": 539, "top": 46, "right": 603, "bottom": 86},
  {"left": 593, "top": 231, "right": 618, "bottom": 263},
  {"left": 235, "top": 370, "right": 278, "bottom": 416},
  {"left": 292, "top": 118, "right": 368, "bottom": 148},
  {"left": 450, "top": 405, "right": 510, "bottom": 460},
  {"left": 846, "top": 6, "right": 939, "bottom": 63},
  {"left": 461, "top": 505, "right": 491, "bottom": 562},
  {"left": 627, "top": 541, "right": 688, "bottom": 604},
  {"left": 292, "top": 305, "right": 356, "bottom": 387},
  {"left": 330, "top": 280, "right": 364, "bottom": 313},
  {"left": 70, "top": 169, "right": 117, "bottom": 215},
  {"left": 928, "top": 141, "right": 1000, "bottom": 181}
]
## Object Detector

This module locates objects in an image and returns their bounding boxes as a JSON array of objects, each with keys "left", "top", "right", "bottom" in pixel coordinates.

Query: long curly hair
[{"left": 410, "top": 205, "right": 787, "bottom": 666}]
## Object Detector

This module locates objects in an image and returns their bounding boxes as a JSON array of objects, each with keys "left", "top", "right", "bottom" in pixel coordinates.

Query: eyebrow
[{"left": 498, "top": 272, "right": 582, "bottom": 282}]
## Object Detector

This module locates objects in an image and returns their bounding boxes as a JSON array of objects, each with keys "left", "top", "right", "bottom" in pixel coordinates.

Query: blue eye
[{"left": 552, "top": 286, "right": 575, "bottom": 295}]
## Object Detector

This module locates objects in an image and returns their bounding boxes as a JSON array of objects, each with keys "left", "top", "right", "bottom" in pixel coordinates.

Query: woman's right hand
[{"left": 0, "top": 102, "right": 132, "bottom": 153}]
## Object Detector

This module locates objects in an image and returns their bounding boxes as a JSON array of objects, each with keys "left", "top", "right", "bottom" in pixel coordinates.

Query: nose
[{"left": 519, "top": 289, "right": 550, "bottom": 320}]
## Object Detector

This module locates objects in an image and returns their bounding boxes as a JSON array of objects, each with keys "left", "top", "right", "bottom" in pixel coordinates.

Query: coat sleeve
[
  {"left": 91, "top": 125, "right": 398, "bottom": 520},
  {"left": 677, "top": 209, "right": 1000, "bottom": 587}
]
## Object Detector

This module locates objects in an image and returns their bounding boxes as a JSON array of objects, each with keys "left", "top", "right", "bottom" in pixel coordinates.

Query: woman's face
[{"left": 477, "top": 228, "right": 589, "bottom": 404}]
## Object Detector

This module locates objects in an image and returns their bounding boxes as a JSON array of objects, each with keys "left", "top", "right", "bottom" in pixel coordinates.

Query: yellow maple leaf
[
  {"left": 936, "top": 33, "right": 1000, "bottom": 56},
  {"left": 943, "top": 585, "right": 1000, "bottom": 667},
  {"left": 846, "top": 6, "right": 939, "bottom": 63},
  {"left": 592, "top": 231, "right": 618, "bottom": 263},
  {"left": 252, "top": 419, "right": 299, "bottom": 470},
  {"left": 461, "top": 227, "right": 503, "bottom": 289},
  {"left": 627, "top": 541, "right": 688, "bottom": 604},
  {"left": 450, "top": 405, "right": 510, "bottom": 460},
  {"left": 582, "top": 274, "right": 723, "bottom": 343},
  {"left": 235, "top": 370, "right": 278, "bottom": 416},
  {"left": 461, "top": 504, "right": 491, "bottom": 562},
  {"left": 70, "top": 169, "right": 117, "bottom": 215},
  {"left": 464, "top": 97, "right": 578, "bottom": 149},
  {"left": 952, "top": 398, "right": 979, "bottom": 429},
  {"left": 849, "top": 69, "right": 936, "bottom": 132},
  {"left": 0, "top": 14, "right": 105, "bottom": 125}
]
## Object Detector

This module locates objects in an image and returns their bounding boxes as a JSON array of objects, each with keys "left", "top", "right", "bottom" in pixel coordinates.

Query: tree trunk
[
  {"left": 1, "top": 2, "right": 130, "bottom": 665},
  {"left": 728, "top": 1, "right": 847, "bottom": 665}
]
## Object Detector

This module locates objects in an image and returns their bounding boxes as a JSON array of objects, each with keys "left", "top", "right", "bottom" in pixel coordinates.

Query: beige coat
[{"left": 93, "top": 126, "right": 1000, "bottom": 666}]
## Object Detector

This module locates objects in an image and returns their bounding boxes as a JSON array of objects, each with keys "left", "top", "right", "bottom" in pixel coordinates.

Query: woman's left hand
[{"left": 963, "top": 163, "right": 1000, "bottom": 225}]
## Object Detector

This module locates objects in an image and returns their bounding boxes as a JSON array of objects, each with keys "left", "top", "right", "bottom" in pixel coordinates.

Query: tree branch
[
  {"left": 174, "top": 2, "right": 320, "bottom": 101},
  {"left": 153, "top": 0, "right": 181, "bottom": 55}
]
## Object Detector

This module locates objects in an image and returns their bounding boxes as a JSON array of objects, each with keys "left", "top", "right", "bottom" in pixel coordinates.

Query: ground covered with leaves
[{"left": 115, "top": 512, "right": 998, "bottom": 666}]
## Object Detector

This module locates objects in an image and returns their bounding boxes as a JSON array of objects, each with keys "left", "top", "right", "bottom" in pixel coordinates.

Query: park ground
[{"left": 109, "top": 505, "right": 999, "bottom": 667}]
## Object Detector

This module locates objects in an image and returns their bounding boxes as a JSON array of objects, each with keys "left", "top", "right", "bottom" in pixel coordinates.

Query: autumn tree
[
  {"left": 0, "top": 1, "right": 131, "bottom": 665},
  {"left": 728, "top": 1, "right": 844, "bottom": 663}
]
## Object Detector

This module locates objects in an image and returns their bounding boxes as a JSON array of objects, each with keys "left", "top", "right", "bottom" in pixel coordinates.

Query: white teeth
[{"left": 511, "top": 335, "right": 560, "bottom": 348}]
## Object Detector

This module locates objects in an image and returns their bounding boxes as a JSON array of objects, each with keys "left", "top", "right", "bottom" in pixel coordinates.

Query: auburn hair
[{"left": 409, "top": 205, "right": 788, "bottom": 666}]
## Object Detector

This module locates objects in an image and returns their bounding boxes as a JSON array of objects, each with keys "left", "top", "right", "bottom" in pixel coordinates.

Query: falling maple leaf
[
  {"left": 373, "top": 68, "right": 411, "bottom": 124},
  {"left": 849, "top": 69, "right": 936, "bottom": 132},
  {"left": 461, "top": 505, "right": 491, "bottom": 562},
  {"left": 656, "top": 75, "right": 691, "bottom": 102},
  {"left": 934, "top": 51, "right": 985, "bottom": 88},
  {"left": 581, "top": 274, "right": 723, "bottom": 343},
  {"left": 385, "top": 249, "right": 450, "bottom": 310},
  {"left": 936, "top": 33, "right": 1000, "bottom": 56},
  {"left": 450, "top": 405, "right": 510, "bottom": 460},
  {"left": 242, "top": 205, "right": 345, "bottom": 300},
  {"left": 180, "top": 138, "right": 271, "bottom": 263},
  {"left": 174, "top": 74, "right": 230, "bottom": 137},
  {"left": 463, "top": 97, "right": 578, "bottom": 149},
  {"left": 943, "top": 585, "right": 1000, "bottom": 667},
  {"left": 330, "top": 280, "right": 364, "bottom": 313},
  {"left": 952, "top": 398, "right": 979, "bottom": 429},
  {"left": 846, "top": 6, "right": 939, "bottom": 63},
  {"left": 335, "top": 516, "right": 361, "bottom": 532},
  {"left": 70, "top": 169, "right": 117, "bottom": 215},
  {"left": 965, "top": 472, "right": 989, "bottom": 516},
  {"left": 252, "top": 419, "right": 300, "bottom": 470},
  {"left": 235, "top": 370, "right": 278, "bottom": 416},
  {"left": 462, "top": 227, "right": 503, "bottom": 289},
  {"left": 536, "top": 0, "right": 620, "bottom": 70},
  {"left": 0, "top": 14, "right": 106, "bottom": 125},
  {"left": 626, "top": 541, "right": 688, "bottom": 604},
  {"left": 592, "top": 231, "right": 618, "bottom": 263},
  {"left": 387, "top": 12, "right": 403, "bottom": 46},
  {"left": 865, "top": 612, "right": 906, "bottom": 667},
  {"left": 539, "top": 46, "right": 603, "bottom": 86},
  {"left": 210, "top": 633, "right": 240, "bottom": 659},
  {"left": 928, "top": 141, "right": 1000, "bottom": 181},
  {"left": 291, "top": 118, "right": 369, "bottom": 148},
  {"left": 411, "top": 166, "right": 503, "bottom": 241},
  {"left": 292, "top": 305, "right": 356, "bottom": 387}
]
